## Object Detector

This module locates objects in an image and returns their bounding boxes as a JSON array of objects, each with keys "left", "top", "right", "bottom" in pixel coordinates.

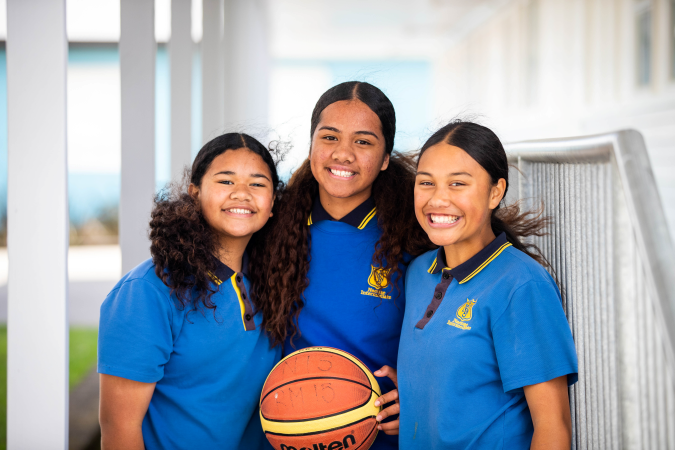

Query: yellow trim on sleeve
[
  {"left": 307, "top": 213, "right": 313, "bottom": 226},
  {"left": 357, "top": 207, "right": 377, "bottom": 229},
  {"left": 459, "top": 242, "right": 512, "bottom": 284},
  {"left": 230, "top": 274, "right": 247, "bottom": 330}
]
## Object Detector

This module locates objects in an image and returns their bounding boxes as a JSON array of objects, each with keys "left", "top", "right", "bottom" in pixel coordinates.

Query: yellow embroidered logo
[
  {"left": 361, "top": 265, "right": 392, "bottom": 299},
  {"left": 368, "top": 265, "right": 390, "bottom": 289},
  {"left": 448, "top": 299, "right": 477, "bottom": 330}
]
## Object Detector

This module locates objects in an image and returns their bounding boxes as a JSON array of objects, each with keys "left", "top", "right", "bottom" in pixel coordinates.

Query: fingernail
[
  {"left": 374, "top": 401, "right": 380, "bottom": 406},
  {"left": 374, "top": 371, "right": 382, "bottom": 375},
  {"left": 376, "top": 415, "right": 382, "bottom": 421},
  {"left": 378, "top": 425, "right": 382, "bottom": 430}
]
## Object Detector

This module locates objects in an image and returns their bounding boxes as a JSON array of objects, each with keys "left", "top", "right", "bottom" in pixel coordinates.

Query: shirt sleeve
[
  {"left": 98, "top": 278, "right": 176, "bottom": 383},
  {"left": 492, "top": 279, "right": 578, "bottom": 393}
]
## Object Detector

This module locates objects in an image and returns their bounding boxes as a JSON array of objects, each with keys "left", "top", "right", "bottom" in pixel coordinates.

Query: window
[{"left": 635, "top": 1, "right": 652, "bottom": 86}]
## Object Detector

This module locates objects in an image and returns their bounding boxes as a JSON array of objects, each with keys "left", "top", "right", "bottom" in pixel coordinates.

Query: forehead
[
  {"left": 418, "top": 143, "right": 483, "bottom": 173},
  {"left": 317, "top": 99, "right": 382, "bottom": 133},
  {"left": 207, "top": 148, "right": 271, "bottom": 175}
]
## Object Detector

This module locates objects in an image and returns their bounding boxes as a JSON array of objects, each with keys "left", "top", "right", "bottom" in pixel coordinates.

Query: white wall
[{"left": 432, "top": 0, "right": 675, "bottom": 239}]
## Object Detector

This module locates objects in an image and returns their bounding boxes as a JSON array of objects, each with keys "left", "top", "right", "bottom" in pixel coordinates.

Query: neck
[
  {"left": 318, "top": 186, "right": 372, "bottom": 220},
  {"left": 443, "top": 225, "right": 496, "bottom": 269},
  {"left": 214, "top": 234, "right": 251, "bottom": 273}
]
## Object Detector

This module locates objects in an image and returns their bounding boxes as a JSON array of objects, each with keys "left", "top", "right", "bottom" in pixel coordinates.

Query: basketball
[{"left": 260, "top": 347, "right": 382, "bottom": 450}]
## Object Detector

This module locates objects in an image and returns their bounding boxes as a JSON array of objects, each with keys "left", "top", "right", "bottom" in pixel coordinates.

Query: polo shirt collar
[
  {"left": 308, "top": 197, "right": 377, "bottom": 230},
  {"left": 212, "top": 251, "right": 249, "bottom": 283},
  {"left": 428, "top": 232, "right": 512, "bottom": 283}
]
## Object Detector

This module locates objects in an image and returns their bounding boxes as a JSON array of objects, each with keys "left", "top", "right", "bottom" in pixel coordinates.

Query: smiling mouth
[
  {"left": 429, "top": 214, "right": 461, "bottom": 224},
  {"left": 225, "top": 208, "right": 254, "bottom": 215},
  {"left": 328, "top": 168, "right": 355, "bottom": 178}
]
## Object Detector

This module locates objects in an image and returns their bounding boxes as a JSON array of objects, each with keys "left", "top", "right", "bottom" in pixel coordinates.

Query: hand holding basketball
[{"left": 373, "top": 366, "right": 400, "bottom": 435}]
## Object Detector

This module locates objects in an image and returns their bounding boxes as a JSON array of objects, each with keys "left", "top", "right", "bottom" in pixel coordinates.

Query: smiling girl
[
  {"left": 397, "top": 121, "right": 578, "bottom": 449},
  {"left": 254, "top": 81, "right": 433, "bottom": 449},
  {"left": 98, "top": 133, "right": 282, "bottom": 449}
]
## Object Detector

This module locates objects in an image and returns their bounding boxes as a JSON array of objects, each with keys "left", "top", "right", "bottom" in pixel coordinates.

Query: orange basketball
[{"left": 260, "top": 347, "right": 382, "bottom": 450}]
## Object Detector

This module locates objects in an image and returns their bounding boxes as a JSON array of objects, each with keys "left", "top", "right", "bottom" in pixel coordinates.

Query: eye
[
  {"left": 355, "top": 139, "right": 371, "bottom": 145},
  {"left": 418, "top": 181, "right": 434, "bottom": 186},
  {"left": 251, "top": 183, "right": 266, "bottom": 188},
  {"left": 322, "top": 135, "right": 338, "bottom": 141},
  {"left": 450, "top": 182, "right": 465, "bottom": 187},
  {"left": 218, "top": 180, "right": 234, "bottom": 185}
]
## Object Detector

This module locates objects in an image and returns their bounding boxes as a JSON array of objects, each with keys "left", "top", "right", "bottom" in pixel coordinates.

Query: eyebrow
[
  {"left": 214, "top": 170, "right": 271, "bottom": 181},
  {"left": 416, "top": 171, "right": 473, "bottom": 177},
  {"left": 318, "top": 126, "right": 379, "bottom": 140}
]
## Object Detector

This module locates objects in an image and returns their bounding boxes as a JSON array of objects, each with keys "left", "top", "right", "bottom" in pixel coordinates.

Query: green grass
[{"left": 0, "top": 326, "right": 99, "bottom": 450}]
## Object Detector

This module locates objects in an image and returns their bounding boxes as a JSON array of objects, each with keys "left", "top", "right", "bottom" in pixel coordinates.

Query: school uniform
[
  {"left": 98, "top": 256, "right": 280, "bottom": 450},
  {"left": 397, "top": 233, "right": 578, "bottom": 449},
  {"left": 284, "top": 197, "right": 405, "bottom": 450}
]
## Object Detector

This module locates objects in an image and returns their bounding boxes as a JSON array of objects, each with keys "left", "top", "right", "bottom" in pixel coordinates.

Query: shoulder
[
  {"left": 105, "top": 258, "right": 173, "bottom": 306},
  {"left": 407, "top": 248, "right": 439, "bottom": 277},
  {"left": 499, "top": 245, "right": 558, "bottom": 289}
]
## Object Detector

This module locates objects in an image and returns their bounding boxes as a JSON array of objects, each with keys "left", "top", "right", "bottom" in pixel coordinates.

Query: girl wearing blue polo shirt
[
  {"left": 253, "top": 82, "right": 434, "bottom": 449},
  {"left": 98, "top": 133, "right": 282, "bottom": 449},
  {"left": 398, "top": 121, "right": 578, "bottom": 449}
]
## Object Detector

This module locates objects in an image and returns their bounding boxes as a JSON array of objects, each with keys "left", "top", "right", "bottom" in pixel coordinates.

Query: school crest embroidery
[
  {"left": 367, "top": 265, "right": 390, "bottom": 289},
  {"left": 448, "top": 299, "right": 477, "bottom": 330},
  {"left": 361, "top": 265, "right": 392, "bottom": 300}
]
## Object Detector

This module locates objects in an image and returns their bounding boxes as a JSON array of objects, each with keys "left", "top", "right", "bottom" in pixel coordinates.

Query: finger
[
  {"left": 373, "top": 365, "right": 398, "bottom": 386},
  {"left": 374, "top": 388, "right": 399, "bottom": 407},
  {"left": 377, "top": 419, "right": 400, "bottom": 435},
  {"left": 375, "top": 403, "right": 400, "bottom": 422}
]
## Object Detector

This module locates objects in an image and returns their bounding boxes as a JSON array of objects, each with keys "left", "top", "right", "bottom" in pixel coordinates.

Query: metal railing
[{"left": 505, "top": 130, "right": 675, "bottom": 450}]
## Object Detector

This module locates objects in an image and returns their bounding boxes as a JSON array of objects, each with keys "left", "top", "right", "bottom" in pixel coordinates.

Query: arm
[
  {"left": 373, "top": 366, "right": 399, "bottom": 435},
  {"left": 523, "top": 375, "right": 572, "bottom": 450},
  {"left": 99, "top": 374, "right": 156, "bottom": 450}
]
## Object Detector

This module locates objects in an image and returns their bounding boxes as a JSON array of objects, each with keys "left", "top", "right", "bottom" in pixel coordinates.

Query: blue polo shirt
[
  {"left": 98, "top": 256, "right": 280, "bottom": 449},
  {"left": 284, "top": 197, "right": 405, "bottom": 450},
  {"left": 398, "top": 233, "right": 577, "bottom": 449}
]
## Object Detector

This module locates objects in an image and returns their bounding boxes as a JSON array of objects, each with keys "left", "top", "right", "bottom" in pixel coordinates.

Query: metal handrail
[
  {"left": 505, "top": 130, "right": 675, "bottom": 357},
  {"left": 504, "top": 129, "right": 675, "bottom": 449}
]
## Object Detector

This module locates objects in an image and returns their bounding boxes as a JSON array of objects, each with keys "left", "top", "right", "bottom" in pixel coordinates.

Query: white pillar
[
  {"left": 223, "top": 0, "right": 270, "bottom": 128},
  {"left": 170, "top": 0, "right": 192, "bottom": 181},
  {"left": 6, "top": 0, "right": 69, "bottom": 448},
  {"left": 202, "top": 0, "right": 225, "bottom": 144},
  {"left": 120, "top": 0, "right": 155, "bottom": 274}
]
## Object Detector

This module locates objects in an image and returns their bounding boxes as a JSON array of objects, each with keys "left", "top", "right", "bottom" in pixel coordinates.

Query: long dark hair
[
  {"left": 149, "top": 132, "right": 282, "bottom": 320},
  {"left": 252, "top": 81, "right": 434, "bottom": 347},
  {"left": 418, "top": 120, "right": 551, "bottom": 267}
]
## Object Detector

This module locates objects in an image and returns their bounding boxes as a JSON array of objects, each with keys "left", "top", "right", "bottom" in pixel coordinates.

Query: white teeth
[
  {"left": 330, "top": 168, "right": 354, "bottom": 178},
  {"left": 227, "top": 208, "right": 253, "bottom": 214},
  {"left": 430, "top": 214, "right": 460, "bottom": 224}
]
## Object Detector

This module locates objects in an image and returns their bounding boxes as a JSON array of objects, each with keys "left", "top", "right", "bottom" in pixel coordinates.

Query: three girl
[{"left": 98, "top": 84, "right": 578, "bottom": 450}]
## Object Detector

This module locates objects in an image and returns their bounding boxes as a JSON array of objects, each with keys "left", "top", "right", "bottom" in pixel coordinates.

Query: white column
[
  {"left": 223, "top": 0, "right": 270, "bottom": 128},
  {"left": 6, "top": 0, "right": 69, "bottom": 448},
  {"left": 170, "top": 0, "right": 192, "bottom": 181},
  {"left": 120, "top": 0, "right": 155, "bottom": 274},
  {"left": 202, "top": 0, "right": 225, "bottom": 144}
]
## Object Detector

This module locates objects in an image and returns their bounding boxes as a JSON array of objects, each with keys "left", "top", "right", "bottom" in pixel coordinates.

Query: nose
[
  {"left": 230, "top": 185, "right": 252, "bottom": 202},
  {"left": 428, "top": 187, "right": 452, "bottom": 208},
  {"left": 331, "top": 140, "right": 355, "bottom": 164}
]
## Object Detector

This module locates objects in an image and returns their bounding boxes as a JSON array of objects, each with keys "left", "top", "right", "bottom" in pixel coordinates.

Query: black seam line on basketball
[
  {"left": 261, "top": 376, "right": 373, "bottom": 405},
  {"left": 283, "top": 350, "right": 371, "bottom": 390},
  {"left": 352, "top": 422, "right": 378, "bottom": 450},
  {"left": 264, "top": 416, "right": 376, "bottom": 437}
]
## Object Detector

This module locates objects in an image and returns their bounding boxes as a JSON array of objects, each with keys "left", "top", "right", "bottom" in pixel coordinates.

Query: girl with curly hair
[
  {"left": 98, "top": 133, "right": 282, "bottom": 449},
  {"left": 252, "top": 81, "right": 434, "bottom": 449}
]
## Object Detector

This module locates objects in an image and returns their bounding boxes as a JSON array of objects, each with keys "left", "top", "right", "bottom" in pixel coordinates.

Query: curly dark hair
[
  {"left": 251, "top": 82, "right": 435, "bottom": 347},
  {"left": 149, "top": 132, "right": 282, "bottom": 321}
]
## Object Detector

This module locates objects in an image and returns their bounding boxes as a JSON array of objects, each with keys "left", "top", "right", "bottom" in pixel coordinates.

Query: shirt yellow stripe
[
  {"left": 229, "top": 274, "right": 247, "bottom": 330},
  {"left": 307, "top": 213, "right": 312, "bottom": 226},
  {"left": 459, "top": 242, "right": 512, "bottom": 284},
  {"left": 357, "top": 207, "right": 377, "bottom": 229},
  {"left": 427, "top": 258, "right": 437, "bottom": 274}
]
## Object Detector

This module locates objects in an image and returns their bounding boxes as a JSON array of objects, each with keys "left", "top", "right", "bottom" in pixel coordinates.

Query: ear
[
  {"left": 188, "top": 183, "right": 200, "bottom": 199},
  {"left": 489, "top": 178, "right": 506, "bottom": 210},
  {"left": 380, "top": 153, "right": 390, "bottom": 171}
]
